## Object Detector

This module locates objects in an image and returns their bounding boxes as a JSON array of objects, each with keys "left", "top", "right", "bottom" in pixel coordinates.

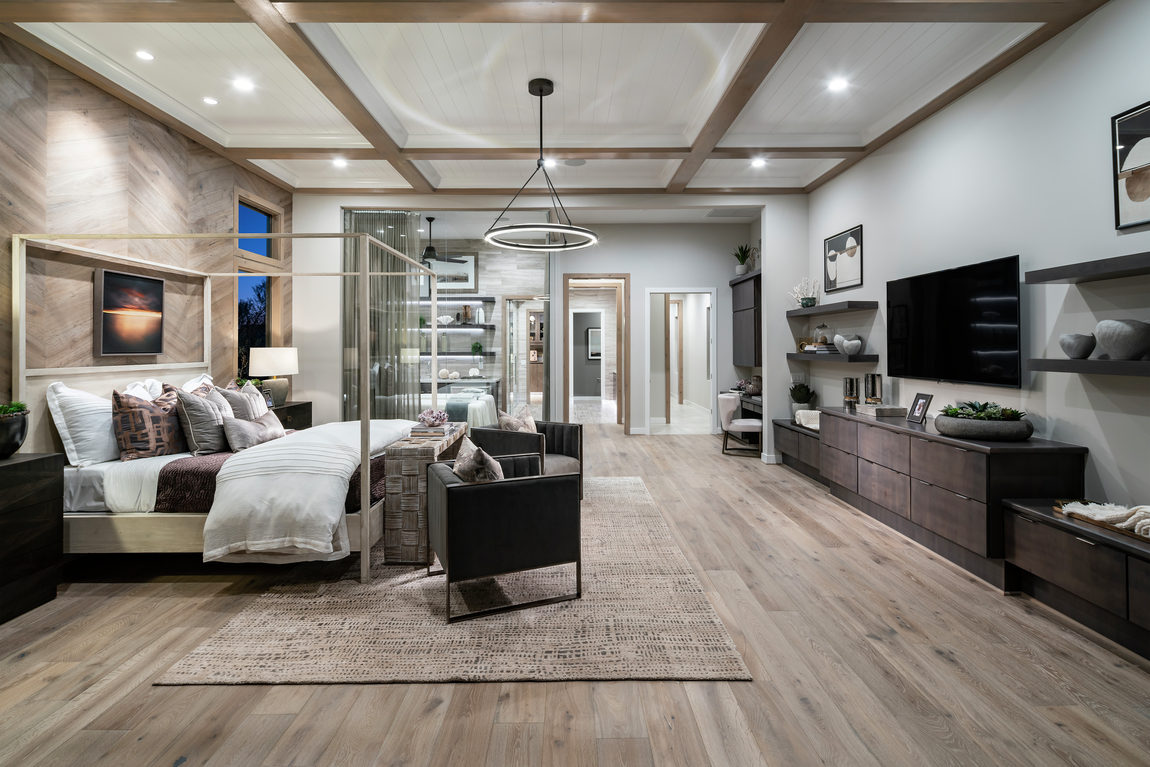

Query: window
[
  {"left": 238, "top": 202, "right": 272, "bottom": 258},
  {"left": 237, "top": 273, "right": 268, "bottom": 379}
]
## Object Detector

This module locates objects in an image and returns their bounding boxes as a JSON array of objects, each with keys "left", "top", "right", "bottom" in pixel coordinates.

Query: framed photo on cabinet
[
  {"left": 1113, "top": 99, "right": 1150, "bottom": 230},
  {"left": 824, "top": 225, "right": 863, "bottom": 292}
]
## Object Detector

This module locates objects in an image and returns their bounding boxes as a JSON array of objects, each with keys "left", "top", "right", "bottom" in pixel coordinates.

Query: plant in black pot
[
  {"left": 935, "top": 400, "right": 1033, "bottom": 442},
  {"left": 0, "top": 401, "right": 29, "bottom": 459},
  {"left": 789, "top": 383, "right": 817, "bottom": 422}
]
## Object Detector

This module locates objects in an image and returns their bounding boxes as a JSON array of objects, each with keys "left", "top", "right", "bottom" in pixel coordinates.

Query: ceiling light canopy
[
  {"left": 484, "top": 79, "right": 598, "bottom": 253},
  {"left": 203, "top": 97, "right": 218, "bottom": 105},
  {"left": 828, "top": 77, "right": 849, "bottom": 92},
  {"left": 751, "top": 158, "right": 767, "bottom": 168},
  {"left": 333, "top": 158, "right": 348, "bottom": 168},
  {"left": 136, "top": 50, "right": 154, "bottom": 61},
  {"left": 234, "top": 77, "right": 254, "bottom": 91}
]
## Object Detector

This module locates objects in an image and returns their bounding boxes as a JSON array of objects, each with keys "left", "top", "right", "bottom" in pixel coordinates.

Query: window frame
[
  {"left": 234, "top": 187, "right": 284, "bottom": 263},
  {"left": 233, "top": 187, "right": 286, "bottom": 379}
]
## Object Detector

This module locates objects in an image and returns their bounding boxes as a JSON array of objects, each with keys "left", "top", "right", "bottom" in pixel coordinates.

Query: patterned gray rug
[{"left": 157, "top": 477, "right": 750, "bottom": 684}]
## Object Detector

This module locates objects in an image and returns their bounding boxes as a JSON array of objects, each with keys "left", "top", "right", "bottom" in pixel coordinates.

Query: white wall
[
  {"left": 682, "top": 292, "right": 712, "bottom": 411},
  {"left": 649, "top": 295, "right": 666, "bottom": 422},
  {"left": 803, "top": 0, "right": 1150, "bottom": 503},
  {"left": 552, "top": 214, "right": 807, "bottom": 432}
]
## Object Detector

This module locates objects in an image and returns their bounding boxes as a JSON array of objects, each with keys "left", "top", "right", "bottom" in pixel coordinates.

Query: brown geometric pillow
[
  {"left": 112, "top": 383, "right": 188, "bottom": 461},
  {"left": 188, "top": 382, "right": 214, "bottom": 397}
]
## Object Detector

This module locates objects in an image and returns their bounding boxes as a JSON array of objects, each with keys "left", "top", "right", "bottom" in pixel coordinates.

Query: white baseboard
[
  {"left": 650, "top": 417, "right": 666, "bottom": 425},
  {"left": 684, "top": 399, "right": 711, "bottom": 414},
  {"left": 630, "top": 427, "right": 649, "bottom": 435},
  {"left": 760, "top": 453, "right": 782, "bottom": 464}
]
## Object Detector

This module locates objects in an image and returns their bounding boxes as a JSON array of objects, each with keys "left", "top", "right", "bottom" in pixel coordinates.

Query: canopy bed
[{"left": 11, "top": 231, "right": 439, "bottom": 583}]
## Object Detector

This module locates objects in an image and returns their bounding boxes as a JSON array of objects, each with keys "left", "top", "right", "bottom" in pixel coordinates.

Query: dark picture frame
[
  {"left": 421, "top": 253, "right": 479, "bottom": 296},
  {"left": 1113, "top": 99, "right": 1150, "bottom": 230},
  {"left": 261, "top": 389, "right": 275, "bottom": 408},
  {"left": 93, "top": 268, "right": 165, "bottom": 356},
  {"left": 907, "top": 392, "right": 933, "bottom": 424},
  {"left": 824, "top": 225, "right": 863, "bottom": 292}
]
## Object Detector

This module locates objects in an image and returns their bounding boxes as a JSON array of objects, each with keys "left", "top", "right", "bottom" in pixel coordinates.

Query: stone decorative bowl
[
  {"left": 1094, "top": 319, "right": 1150, "bottom": 360},
  {"left": 934, "top": 415, "right": 1034, "bottom": 442},
  {"left": 0, "top": 412, "right": 28, "bottom": 459},
  {"left": 1058, "top": 333, "right": 1096, "bottom": 359}
]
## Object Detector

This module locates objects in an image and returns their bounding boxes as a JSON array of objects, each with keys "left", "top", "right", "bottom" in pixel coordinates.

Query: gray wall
[
  {"left": 801, "top": 0, "right": 1150, "bottom": 504},
  {"left": 572, "top": 312, "right": 602, "bottom": 397}
]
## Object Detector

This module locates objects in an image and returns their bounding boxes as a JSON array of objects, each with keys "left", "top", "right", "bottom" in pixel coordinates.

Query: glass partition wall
[{"left": 341, "top": 210, "right": 422, "bottom": 421}]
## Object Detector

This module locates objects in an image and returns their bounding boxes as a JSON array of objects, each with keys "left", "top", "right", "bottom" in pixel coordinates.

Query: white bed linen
[
  {"left": 202, "top": 419, "right": 415, "bottom": 564},
  {"left": 64, "top": 453, "right": 193, "bottom": 512}
]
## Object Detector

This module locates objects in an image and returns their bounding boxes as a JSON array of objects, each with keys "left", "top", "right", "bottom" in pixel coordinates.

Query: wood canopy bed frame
[{"left": 11, "top": 232, "right": 440, "bottom": 583}]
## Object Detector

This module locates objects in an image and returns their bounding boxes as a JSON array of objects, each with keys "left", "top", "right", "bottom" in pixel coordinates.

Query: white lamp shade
[{"left": 249, "top": 347, "right": 299, "bottom": 377}]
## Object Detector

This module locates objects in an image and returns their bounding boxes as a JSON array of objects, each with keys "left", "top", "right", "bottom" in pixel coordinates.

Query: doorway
[
  {"left": 563, "top": 274, "right": 629, "bottom": 432},
  {"left": 504, "top": 296, "right": 549, "bottom": 420},
  {"left": 647, "top": 290, "right": 715, "bottom": 435}
]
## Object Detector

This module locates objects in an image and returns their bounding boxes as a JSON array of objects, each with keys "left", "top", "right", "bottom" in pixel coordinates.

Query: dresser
[
  {"left": 729, "top": 270, "right": 761, "bottom": 367},
  {"left": 1, "top": 453, "right": 65, "bottom": 623}
]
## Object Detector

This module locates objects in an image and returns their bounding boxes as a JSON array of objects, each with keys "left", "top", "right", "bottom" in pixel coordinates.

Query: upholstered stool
[{"left": 718, "top": 392, "right": 762, "bottom": 456}]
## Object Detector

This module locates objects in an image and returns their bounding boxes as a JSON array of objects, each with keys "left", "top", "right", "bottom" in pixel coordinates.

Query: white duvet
[{"left": 202, "top": 419, "right": 414, "bottom": 563}]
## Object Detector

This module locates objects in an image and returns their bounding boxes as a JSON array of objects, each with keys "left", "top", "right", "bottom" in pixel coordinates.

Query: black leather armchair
[
  {"left": 427, "top": 453, "right": 582, "bottom": 623},
  {"left": 471, "top": 421, "right": 584, "bottom": 498}
]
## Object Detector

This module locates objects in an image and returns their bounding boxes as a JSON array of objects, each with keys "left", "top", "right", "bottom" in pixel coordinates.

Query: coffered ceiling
[{"left": 1, "top": 0, "right": 1107, "bottom": 196}]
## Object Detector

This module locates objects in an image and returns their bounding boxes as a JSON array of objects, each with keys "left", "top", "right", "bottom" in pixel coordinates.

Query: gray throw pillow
[
  {"left": 223, "top": 411, "right": 285, "bottom": 452},
  {"left": 216, "top": 383, "right": 269, "bottom": 421},
  {"left": 451, "top": 436, "right": 504, "bottom": 483},
  {"left": 497, "top": 405, "right": 537, "bottom": 433},
  {"left": 175, "top": 388, "right": 234, "bottom": 456}
]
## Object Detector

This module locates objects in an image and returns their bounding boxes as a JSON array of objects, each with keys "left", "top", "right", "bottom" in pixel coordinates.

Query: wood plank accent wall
[{"left": 0, "top": 36, "right": 292, "bottom": 399}]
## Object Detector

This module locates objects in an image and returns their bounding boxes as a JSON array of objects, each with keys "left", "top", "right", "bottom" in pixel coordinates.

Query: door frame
[
  {"left": 569, "top": 309, "right": 605, "bottom": 399},
  {"left": 643, "top": 287, "right": 719, "bottom": 435},
  {"left": 562, "top": 274, "right": 630, "bottom": 434},
  {"left": 670, "top": 298, "right": 683, "bottom": 407}
]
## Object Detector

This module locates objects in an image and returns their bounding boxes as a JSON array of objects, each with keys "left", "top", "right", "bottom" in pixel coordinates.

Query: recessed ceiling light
[
  {"left": 543, "top": 158, "right": 557, "bottom": 168},
  {"left": 136, "top": 51, "right": 154, "bottom": 61},
  {"left": 333, "top": 158, "right": 348, "bottom": 168},
  {"left": 828, "top": 77, "right": 849, "bottom": 92},
  {"left": 565, "top": 159, "right": 587, "bottom": 167},
  {"left": 233, "top": 77, "right": 254, "bottom": 92},
  {"left": 751, "top": 158, "right": 767, "bottom": 168},
  {"left": 202, "top": 97, "right": 218, "bottom": 105}
]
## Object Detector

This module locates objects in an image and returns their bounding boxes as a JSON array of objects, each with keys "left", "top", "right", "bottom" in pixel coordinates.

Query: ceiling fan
[{"left": 420, "top": 217, "right": 466, "bottom": 264}]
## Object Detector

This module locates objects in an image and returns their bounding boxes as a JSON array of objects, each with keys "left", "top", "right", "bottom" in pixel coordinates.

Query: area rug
[{"left": 157, "top": 477, "right": 750, "bottom": 684}]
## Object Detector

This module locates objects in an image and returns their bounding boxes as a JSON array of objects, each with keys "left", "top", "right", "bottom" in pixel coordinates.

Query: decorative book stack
[
  {"left": 800, "top": 342, "right": 839, "bottom": 354},
  {"left": 410, "top": 423, "right": 459, "bottom": 438}
]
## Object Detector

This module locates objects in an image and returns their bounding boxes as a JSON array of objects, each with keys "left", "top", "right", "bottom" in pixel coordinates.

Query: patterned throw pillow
[
  {"left": 497, "top": 405, "right": 537, "bottom": 433},
  {"left": 451, "top": 436, "right": 504, "bottom": 483},
  {"left": 112, "top": 383, "right": 187, "bottom": 461},
  {"left": 188, "top": 383, "right": 214, "bottom": 398}
]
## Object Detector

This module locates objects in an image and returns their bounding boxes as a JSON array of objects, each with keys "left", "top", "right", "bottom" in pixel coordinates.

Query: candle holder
[
  {"left": 864, "top": 373, "right": 883, "bottom": 404},
  {"left": 843, "top": 377, "right": 860, "bottom": 407}
]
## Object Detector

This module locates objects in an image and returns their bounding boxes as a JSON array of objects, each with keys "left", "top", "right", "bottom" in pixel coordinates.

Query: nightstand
[
  {"left": 0, "top": 453, "right": 65, "bottom": 623},
  {"left": 272, "top": 401, "right": 312, "bottom": 431}
]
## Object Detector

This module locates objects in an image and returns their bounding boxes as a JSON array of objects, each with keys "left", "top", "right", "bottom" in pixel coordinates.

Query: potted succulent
[
  {"left": 471, "top": 341, "right": 484, "bottom": 369},
  {"left": 934, "top": 401, "right": 1033, "bottom": 442},
  {"left": 0, "top": 401, "right": 29, "bottom": 459},
  {"left": 732, "top": 244, "right": 753, "bottom": 276},
  {"left": 789, "top": 384, "right": 817, "bottom": 421}
]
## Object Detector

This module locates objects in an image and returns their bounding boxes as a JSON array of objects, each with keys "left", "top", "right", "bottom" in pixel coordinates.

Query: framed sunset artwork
[{"left": 94, "top": 269, "right": 165, "bottom": 356}]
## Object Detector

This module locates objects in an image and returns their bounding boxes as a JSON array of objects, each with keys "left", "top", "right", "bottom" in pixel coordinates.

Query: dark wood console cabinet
[
  {"left": 815, "top": 407, "right": 1087, "bottom": 589},
  {"left": 772, "top": 419, "right": 824, "bottom": 485},
  {"left": 729, "top": 270, "right": 761, "bottom": 367},
  {"left": 1, "top": 453, "right": 65, "bottom": 624}
]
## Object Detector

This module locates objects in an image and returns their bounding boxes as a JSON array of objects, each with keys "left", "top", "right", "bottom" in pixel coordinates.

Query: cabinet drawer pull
[
  {"left": 1075, "top": 537, "right": 1096, "bottom": 546},
  {"left": 955, "top": 447, "right": 970, "bottom": 453},
  {"left": 1017, "top": 516, "right": 1035, "bottom": 523},
  {"left": 916, "top": 438, "right": 930, "bottom": 443},
  {"left": 954, "top": 493, "right": 969, "bottom": 500},
  {"left": 918, "top": 480, "right": 931, "bottom": 486}
]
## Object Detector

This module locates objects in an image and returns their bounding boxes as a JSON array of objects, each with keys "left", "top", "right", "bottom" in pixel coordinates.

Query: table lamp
[{"left": 249, "top": 347, "right": 298, "bottom": 407}]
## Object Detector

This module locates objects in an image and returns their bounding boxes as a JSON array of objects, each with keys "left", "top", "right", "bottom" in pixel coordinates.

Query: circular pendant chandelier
[{"left": 484, "top": 79, "right": 599, "bottom": 252}]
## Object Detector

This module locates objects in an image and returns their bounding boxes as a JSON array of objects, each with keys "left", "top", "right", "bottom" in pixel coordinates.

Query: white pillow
[
  {"left": 122, "top": 378, "right": 163, "bottom": 401},
  {"left": 45, "top": 382, "right": 120, "bottom": 467},
  {"left": 181, "top": 373, "right": 214, "bottom": 392}
]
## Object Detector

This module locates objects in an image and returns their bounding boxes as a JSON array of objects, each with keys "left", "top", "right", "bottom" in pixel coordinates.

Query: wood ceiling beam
[
  {"left": 228, "top": 146, "right": 866, "bottom": 160},
  {"left": 0, "top": 21, "right": 295, "bottom": 194},
  {"left": 803, "top": 0, "right": 1108, "bottom": 193},
  {"left": 232, "top": 0, "right": 433, "bottom": 192},
  {"left": 809, "top": 1, "right": 1096, "bottom": 24},
  {"left": 0, "top": 1, "right": 249, "bottom": 23},
  {"left": 666, "top": 0, "right": 820, "bottom": 193},
  {"left": 295, "top": 186, "right": 806, "bottom": 196}
]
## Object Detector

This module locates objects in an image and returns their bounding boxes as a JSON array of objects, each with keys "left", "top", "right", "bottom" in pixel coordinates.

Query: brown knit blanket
[{"left": 153, "top": 451, "right": 388, "bottom": 514}]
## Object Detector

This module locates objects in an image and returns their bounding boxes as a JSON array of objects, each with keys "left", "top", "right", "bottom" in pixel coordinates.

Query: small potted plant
[
  {"left": 789, "top": 384, "right": 817, "bottom": 422},
  {"left": 471, "top": 341, "right": 484, "bottom": 369},
  {"left": 732, "top": 244, "right": 753, "bottom": 276},
  {"left": 935, "top": 401, "right": 1033, "bottom": 442},
  {"left": 0, "top": 401, "right": 29, "bottom": 459}
]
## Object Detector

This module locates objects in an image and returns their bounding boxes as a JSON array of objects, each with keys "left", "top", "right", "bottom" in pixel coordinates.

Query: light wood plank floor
[{"left": 2, "top": 424, "right": 1148, "bottom": 767}]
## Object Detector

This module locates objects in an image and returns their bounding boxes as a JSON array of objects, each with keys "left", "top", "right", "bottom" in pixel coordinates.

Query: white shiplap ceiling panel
[
  {"left": 258, "top": 159, "right": 409, "bottom": 188},
  {"left": 37, "top": 22, "right": 365, "bottom": 147},
  {"left": 431, "top": 158, "right": 676, "bottom": 188},
  {"left": 688, "top": 158, "right": 840, "bottom": 188},
  {"left": 330, "top": 22, "right": 762, "bottom": 147},
  {"left": 725, "top": 22, "right": 1040, "bottom": 146}
]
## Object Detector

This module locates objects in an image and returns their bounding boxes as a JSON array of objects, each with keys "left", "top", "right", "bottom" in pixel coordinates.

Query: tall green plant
[{"left": 732, "top": 244, "right": 753, "bottom": 265}]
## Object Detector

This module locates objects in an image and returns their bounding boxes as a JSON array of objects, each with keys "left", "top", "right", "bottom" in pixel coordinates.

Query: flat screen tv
[{"left": 886, "top": 255, "right": 1020, "bottom": 389}]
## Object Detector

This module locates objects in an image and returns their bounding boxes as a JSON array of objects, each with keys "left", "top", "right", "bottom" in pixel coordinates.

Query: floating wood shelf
[
  {"left": 1027, "top": 358, "right": 1150, "bottom": 377},
  {"left": 419, "top": 324, "right": 496, "bottom": 331},
  {"left": 1024, "top": 252, "right": 1150, "bottom": 284},
  {"left": 418, "top": 296, "right": 497, "bottom": 303},
  {"left": 786, "top": 353, "right": 879, "bottom": 363},
  {"left": 420, "top": 351, "right": 496, "bottom": 358},
  {"left": 785, "top": 300, "right": 880, "bottom": 318}
]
